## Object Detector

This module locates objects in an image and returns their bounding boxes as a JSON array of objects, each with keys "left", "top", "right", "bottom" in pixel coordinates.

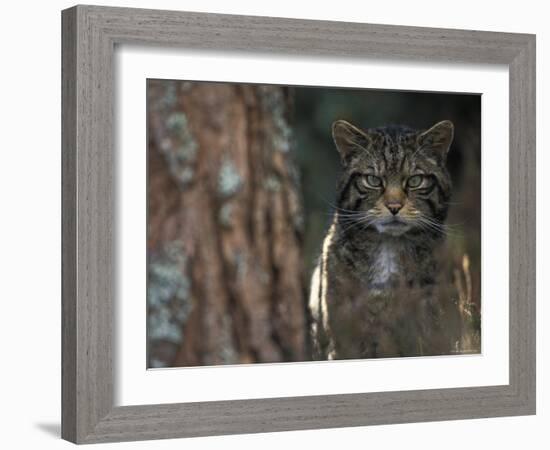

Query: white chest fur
[{"left": 370, "top": 243, "right": 400, "bottom": 286}]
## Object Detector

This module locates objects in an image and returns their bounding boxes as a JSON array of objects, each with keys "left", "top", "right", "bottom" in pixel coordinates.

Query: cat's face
[{"left": 332, "top": 120, "right": 453, "bottom": 238}]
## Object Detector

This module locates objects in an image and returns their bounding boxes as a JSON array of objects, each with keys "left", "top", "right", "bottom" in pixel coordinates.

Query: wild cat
[{"left": 309, "top": 119, "right": 455, "bottom": 360}]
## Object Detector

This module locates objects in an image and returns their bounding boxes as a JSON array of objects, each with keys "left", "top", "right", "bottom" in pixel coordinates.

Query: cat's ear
[
  {"left": 417, "top": 120, "right": 454, "bottom": 164},
  {"left": 332, "top": 120, "right": 372, "bottom": 165}
]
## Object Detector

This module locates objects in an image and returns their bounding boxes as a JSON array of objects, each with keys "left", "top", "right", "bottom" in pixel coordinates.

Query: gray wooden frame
[{"left": 62, "top": 4, "right": 536, "bottom": 444}]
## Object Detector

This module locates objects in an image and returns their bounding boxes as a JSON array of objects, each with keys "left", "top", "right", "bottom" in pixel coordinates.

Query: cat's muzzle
[{"left": 374, "top": 217, "right": 411, "bottom": 236}]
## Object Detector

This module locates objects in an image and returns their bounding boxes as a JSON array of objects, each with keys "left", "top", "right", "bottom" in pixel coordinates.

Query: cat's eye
[
  {"left": 407, "top": 175, "right": 424, "bottom": 189},
  {"left": 363, "top": 175, "right": 383, "bottom": 188}
]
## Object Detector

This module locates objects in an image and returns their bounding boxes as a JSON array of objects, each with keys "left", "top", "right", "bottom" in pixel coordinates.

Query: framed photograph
[{"left": 62, "top": 5, "right": 536, "bottom": 444}]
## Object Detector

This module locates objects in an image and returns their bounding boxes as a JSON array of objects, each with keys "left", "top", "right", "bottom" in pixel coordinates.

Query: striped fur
[{"left": 309, "top": 120, "right": 454, "bottom": 360}]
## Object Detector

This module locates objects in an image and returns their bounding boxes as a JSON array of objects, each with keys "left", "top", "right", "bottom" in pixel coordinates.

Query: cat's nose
[{"left": 386, "top": 202, "right": 403, "bottom": 215}]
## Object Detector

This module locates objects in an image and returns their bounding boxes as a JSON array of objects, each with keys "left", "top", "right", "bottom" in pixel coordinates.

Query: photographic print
[
  {"left": 146, "top": 80, "right": 481, "bottom": 368},
  {"left": 61, "top": 8, "right": 536, "bottom": 441}
]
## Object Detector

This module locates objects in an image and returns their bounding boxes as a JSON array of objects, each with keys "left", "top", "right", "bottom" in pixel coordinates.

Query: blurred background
[{"left": 147, "top": 80, "right": 481, "bottom": 368}]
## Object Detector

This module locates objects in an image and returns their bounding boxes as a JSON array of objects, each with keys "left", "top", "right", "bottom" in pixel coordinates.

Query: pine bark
[{"left": 147, "top": 80, "right": 307, "bottom": 367}]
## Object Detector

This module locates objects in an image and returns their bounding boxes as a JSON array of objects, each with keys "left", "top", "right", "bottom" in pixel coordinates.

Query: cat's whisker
[
  {"left": 400, "top": 210, "right": 454, "bottom": 237},
  {"left": 420, "top": 215, "right": 458, "bottom": 231},
  {"left": 417, "top": 219, "right": 446, "bottom": 236},
  {"left": 420, "top": 214, "right": 465, "bottom": 230},
  {"left": 414, "top": 215, "right": 462, "bottom": 238},
  {"left": 337, "top": 214, "right": 378, "bottom": 236},
  {"left": 417, "top": 216, "right": 446, "bottom": 230},
  {"left": 338, "top": 215, "right": 376, "bottom": 229},
  {"left": 330, "top": 211, "right": 370, "bottom": 218},
  {"left": 320, "top": 198, "right": 365, "bottom": 215}
]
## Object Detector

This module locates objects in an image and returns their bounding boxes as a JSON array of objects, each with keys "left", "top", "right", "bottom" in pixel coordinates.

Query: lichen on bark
[{"left": 147, "top": 80, "right": 307, "bottom": 367}]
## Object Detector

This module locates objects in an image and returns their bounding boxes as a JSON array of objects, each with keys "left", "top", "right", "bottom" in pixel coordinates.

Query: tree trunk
[{"left": 146, "top": 80, "right": 307, "bottom": 367}]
